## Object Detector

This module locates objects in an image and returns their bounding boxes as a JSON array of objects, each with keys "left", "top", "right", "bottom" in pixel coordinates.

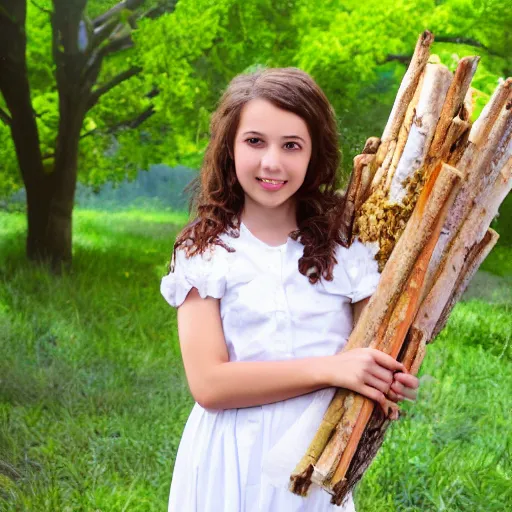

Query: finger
[
  {"left": 390, "top": 381, "right": 417, "bottom": 400},
  {"left": 388, "top": 401, "right": 401, "bottom": 421},
  {"left": 365, "top": 374, "right": 393, "bottom": 395},
  {"left": 386, "top": 389, "right": 401, "bottom": 403},
  {"left": 370, "top": 349, "right": 405, "bottom": 372},
  {"left": 360, "top": 385, "right": 388, "bottom": 414},
  {"left": 369, "top": 365, "right": 394, "bottom": 386},
  {"left": 394, "top": 372, "right": 420, "bottom": 389}
]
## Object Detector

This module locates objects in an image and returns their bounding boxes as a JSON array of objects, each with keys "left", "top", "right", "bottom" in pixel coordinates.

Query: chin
[{"left": 254, "top": 193, "right": 293, "bottom": 209}]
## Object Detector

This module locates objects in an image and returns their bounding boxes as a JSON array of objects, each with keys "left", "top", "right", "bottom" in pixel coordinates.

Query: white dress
[{"left": 160, "top": 222, "right": 381, "bottom": 512}]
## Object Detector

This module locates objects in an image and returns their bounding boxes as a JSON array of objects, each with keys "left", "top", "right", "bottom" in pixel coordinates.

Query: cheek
[
  {"left": 234, "top": 146, "right": 258, "bottom": 179},
  {"left": 294, "top": 152, "right": 311, "bottom": 181}
]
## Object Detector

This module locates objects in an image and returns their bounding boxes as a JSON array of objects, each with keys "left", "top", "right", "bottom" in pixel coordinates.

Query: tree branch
[
  {"left": 100, "top": 34, "right": 134, "bottom": 58},
  {"left": 382, "top": 35, "right": 503, "bottom": 69},
  {"left": 87, "top": 65, "right": 142, "bottom": 111},
  {"left": 30, "top": 0, "right": 52, "bottom": 15},
  {"left": 435, "top": 36, "right": 486, "bottom": 49},
  {"left": 0, "top": 107, "right": 12, "bottom": 126},
  {"left": 106, "top": 105, "right": 156, "bottom": 133},
  {"left": 435, "top": 35, "right": 504, "bottom": 58},
  {"left": 82, "top": 34, "right": 134, "bottom": 90},
  {"left": 80, "top": 103, "right": 156, "bottom": 140},
  {"left": 126, "top": 105, "right": 155, "bottom": 129},
  {"left": 384, "top": 54, "right": 411, "bottom": 65},
  {"left": 90, "top": 18, "right": 120, "bottom": 51},
  {"left": 92, "top": 0, "right": 145, "bottom": 28}
]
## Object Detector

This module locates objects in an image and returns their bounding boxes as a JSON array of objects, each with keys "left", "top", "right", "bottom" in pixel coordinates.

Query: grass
[{"left": 0, "top": 208, "right": 511, "bottom": 511}]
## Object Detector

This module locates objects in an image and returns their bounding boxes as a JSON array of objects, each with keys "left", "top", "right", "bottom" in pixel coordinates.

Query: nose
[{"left": 260, "top": 145, "right": 282, "bottom": 173}]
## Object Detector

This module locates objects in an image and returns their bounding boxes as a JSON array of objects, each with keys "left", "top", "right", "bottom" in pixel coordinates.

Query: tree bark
[{"left": 0, "top": 0, "right": 54, "bottom": 262}]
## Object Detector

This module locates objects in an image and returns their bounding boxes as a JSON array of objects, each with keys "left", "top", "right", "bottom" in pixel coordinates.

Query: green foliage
[
  {"left": 0, "top": 210, "right": 511, "bottom": 510},
  {"left": 0, "top": 0, "right": 510, "bottom": 200}
]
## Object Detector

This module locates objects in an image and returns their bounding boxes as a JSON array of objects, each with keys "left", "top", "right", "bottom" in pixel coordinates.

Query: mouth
[{"left": 256, "top": 177, "right": 288, "bottom": 185}]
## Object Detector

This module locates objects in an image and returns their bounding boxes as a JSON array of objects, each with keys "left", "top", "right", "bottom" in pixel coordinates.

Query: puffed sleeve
[
  {"left": 338, "top": 238, "right": 381, "bottom": 303},
  {"left": 160, "top": 245, "right": 228, "bottom": 308}
]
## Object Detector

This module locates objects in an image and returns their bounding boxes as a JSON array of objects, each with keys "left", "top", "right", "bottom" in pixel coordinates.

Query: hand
[
  {"left": 386, "top": 371, "right": 420, "bottom": 403},
  {"left": 326, "top": 348, "right": 406, "bottom": 417}
]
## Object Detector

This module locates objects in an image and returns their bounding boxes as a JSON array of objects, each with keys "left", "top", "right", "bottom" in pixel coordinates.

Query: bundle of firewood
[{"left": 289, "top": 31, "right": 511, "bottom": 505}]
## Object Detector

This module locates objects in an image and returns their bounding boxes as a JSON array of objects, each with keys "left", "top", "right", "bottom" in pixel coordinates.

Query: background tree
[{"left": 0, "top": 0, "right": 168, "bottom": 270}]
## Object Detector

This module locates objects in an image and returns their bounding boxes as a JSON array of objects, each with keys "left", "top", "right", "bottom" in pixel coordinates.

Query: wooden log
[
  {"left": 422, "top": 95, "right": 512, "bottom": 299},
  {"left": 362, "top": 137, "right": 381, "bottom": 154},
  {"left": 371, "top": 31, "right": 434, "bottom": 188},
  {"left": 412, "top": 161, "right": 511, "bottom": 347},
  {"left": 377, "top": 31, "right": 434, "bottom": 156},
  {"left": 310, "top": 394, "right": 365, "bottom": 486},
  {"left": 289, "top": 389, "right": 348, "bottom": 496},
  {"left": 404, "top": 227, "right": 499, "bottom": 372},
  {"left": 470, "top": 78, "right": 512, "bottom": 148},
  {"left": 447, "top": 86, "right": 476, "bottom": 165},
  {"left": 354, "top": 154, "right": 377, "bottom": 211},
  {"left": 382, "top": 67, "right": 426, "bottom": 194},
  {"left": 370, "top": 140, "right": 397, "bottom": 195},
  {"left": 431, "top": 228, "right": 500, "bottom": 339},
  {"left": 387, "top": 64, "right": 453, "bottom": 203},
  {"left": 426, "top": 56, "right": 480, "bottom": 166},
  {"left": 339, "top": 138, "right": 380, "bottom": 246}
]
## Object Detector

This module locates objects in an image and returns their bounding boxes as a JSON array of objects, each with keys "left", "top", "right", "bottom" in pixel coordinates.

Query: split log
[
  {"left": 431, "top": 228, "right": 499, "bottom": 339},
  {"left": 339, "top": 138, "right": 381, "bottom": 246},
  {"left": 422, "top": 94, "right": 512, "bottom": 298},
  {"left": 469, "top": 78, "right": 512, "bottom": 148},
  {"left": 401, "top": 226, "right": 499, "bottom": 378},
  {"left": 387, "top": 63, "right": 453, "bottom": 203},
  {"left": 426, "top": 57, "right": 480, "bottom": 166},
  {"left": 371, "top": 31, "right": 434, "bottom": 190},
  {"left": 407, "top": 161, "right": 511, "bottom": 357}
]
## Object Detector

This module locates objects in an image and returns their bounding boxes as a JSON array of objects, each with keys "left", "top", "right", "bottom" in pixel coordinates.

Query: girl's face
[{"left": 233, "top": 98, "right": 312, "bottom": 214}]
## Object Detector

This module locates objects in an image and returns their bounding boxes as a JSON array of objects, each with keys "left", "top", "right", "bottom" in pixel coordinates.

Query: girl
[{"left": 160, "top": 68, "right": 419, "bottom": 511}]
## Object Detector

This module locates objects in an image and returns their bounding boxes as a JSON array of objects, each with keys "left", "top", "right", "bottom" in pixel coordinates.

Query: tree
[{"left": 0, "top": 0, "right": 168, "bottom": 270}]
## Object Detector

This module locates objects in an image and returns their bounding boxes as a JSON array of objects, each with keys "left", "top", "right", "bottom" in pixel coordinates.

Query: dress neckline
[{"left": 240, "top": 221, "right": 289, "bottom": 251}]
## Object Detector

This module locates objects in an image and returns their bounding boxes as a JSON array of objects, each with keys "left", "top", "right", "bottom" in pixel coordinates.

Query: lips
[
  {"left": 256, "top": 177, "right": 287, "bottom": 192},
  {"left": 256, "top": 177, "right": 287, "bottom": 185}
]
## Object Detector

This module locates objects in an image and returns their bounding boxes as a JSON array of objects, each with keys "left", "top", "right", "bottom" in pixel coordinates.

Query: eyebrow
[{"left": 242, "top": 131, "right": 307, "bottom": 143}]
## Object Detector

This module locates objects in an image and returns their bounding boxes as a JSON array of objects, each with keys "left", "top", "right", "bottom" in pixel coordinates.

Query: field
[{"left": 0, "top": 209, "right": 511, "bottom": 511}]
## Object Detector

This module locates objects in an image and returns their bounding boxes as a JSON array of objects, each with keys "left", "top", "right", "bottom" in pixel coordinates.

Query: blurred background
[{"left": 0, "top": 0, "right": 510, "bottom": 510}]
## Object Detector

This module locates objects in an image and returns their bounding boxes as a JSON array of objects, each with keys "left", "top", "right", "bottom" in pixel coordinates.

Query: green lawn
[{"left": 0, "top": 209, "right": 511, "bottom": 511}]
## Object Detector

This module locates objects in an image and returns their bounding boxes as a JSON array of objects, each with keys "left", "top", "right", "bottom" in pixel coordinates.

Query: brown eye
[
  {"left": 284, "top": 142, "right": 300, "bottom": 150},
  {"left": 246, "top": 138, "right": 262, "bottom": 145}
]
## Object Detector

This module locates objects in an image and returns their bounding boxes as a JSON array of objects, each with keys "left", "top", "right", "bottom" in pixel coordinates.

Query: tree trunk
[
  {"left": 46, "top": 107, "right": 84, "bottom": 271},
  {"left": 0, "top": 0, "right": 52, "bottom": 262}
]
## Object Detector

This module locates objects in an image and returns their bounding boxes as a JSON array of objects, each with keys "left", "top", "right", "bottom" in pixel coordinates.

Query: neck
[{"left": 241, "top": 196, "right": 298, "bottom": 240}]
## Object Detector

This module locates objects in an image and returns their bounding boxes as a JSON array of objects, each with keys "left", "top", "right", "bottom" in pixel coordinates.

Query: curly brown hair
[{"left": 171, "top": 67, "right": 346, "bottom": 284}]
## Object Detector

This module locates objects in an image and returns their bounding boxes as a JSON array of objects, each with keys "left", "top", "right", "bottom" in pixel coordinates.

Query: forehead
[{"left": 236, "top": 98, "right": 310, "bottom": 139}]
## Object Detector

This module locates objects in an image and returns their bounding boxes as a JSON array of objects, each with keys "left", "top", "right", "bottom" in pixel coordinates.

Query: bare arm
[
  {"left": 177, "top": 288, "right": 332, "bottom": 410},
  {"left": 177, "top": 289, "right": 407, "bottom": 412}
]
